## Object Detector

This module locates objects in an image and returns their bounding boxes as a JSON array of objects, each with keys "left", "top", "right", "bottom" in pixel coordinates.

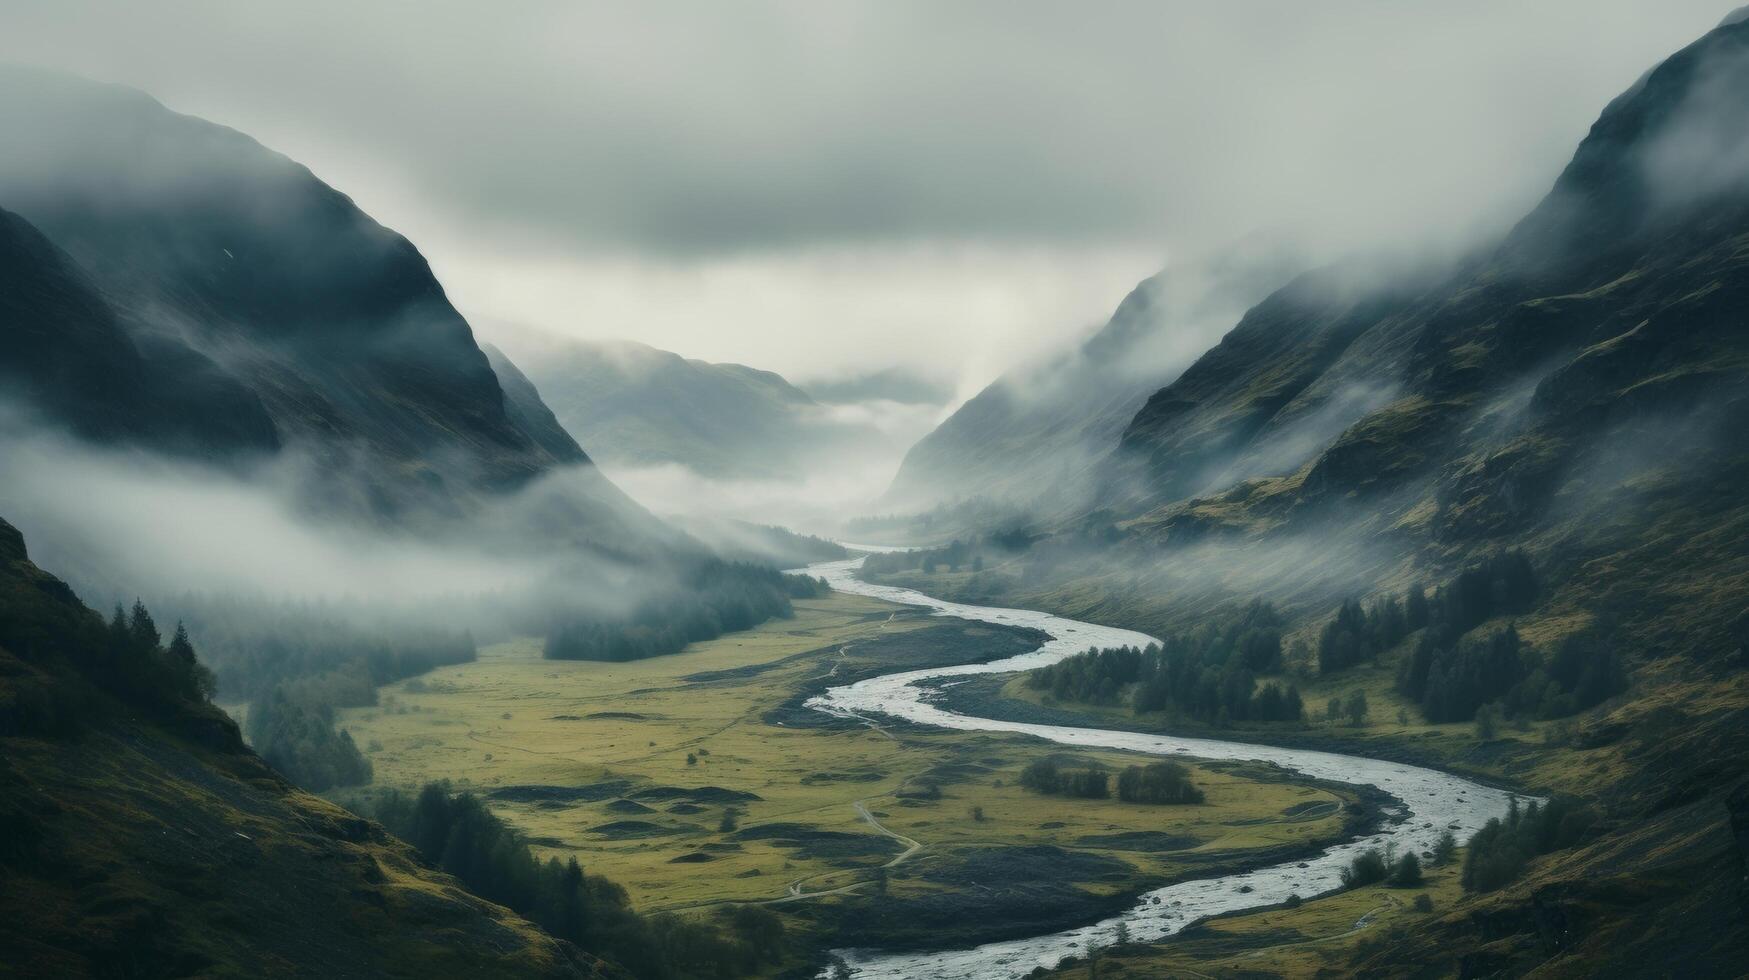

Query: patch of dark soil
[
  {"left": 488, "top": 781, "right": 630, "bottom": 806},
  {"left": 1074, "top": 831, "right": 1201, "bottom": 852},
  {"left": 631, "top": 785, "right": 762, "bottom": 805},
  {"left": 732, "top": 823, "right": 901, "bottom": 861},
  {"left": 589, "top": 821, "right": 688, "bottom": 839},
  {"left": 801, "top": 769, "right": 886, "bottom": 785}
]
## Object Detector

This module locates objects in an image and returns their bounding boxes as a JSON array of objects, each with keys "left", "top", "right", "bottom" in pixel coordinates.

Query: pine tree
[{"left": 128, "top": 599, "right": 161, "bottom": 650}]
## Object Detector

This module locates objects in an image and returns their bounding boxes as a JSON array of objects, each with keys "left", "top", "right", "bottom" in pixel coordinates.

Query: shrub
[{"left": 1341, "top": 848, "right": 1390, "bottom": 888}]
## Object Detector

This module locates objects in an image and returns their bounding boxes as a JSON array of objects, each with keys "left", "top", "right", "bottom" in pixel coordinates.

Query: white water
[{"left": 803, "top": 556, "right": 1517, "bottom": 980}]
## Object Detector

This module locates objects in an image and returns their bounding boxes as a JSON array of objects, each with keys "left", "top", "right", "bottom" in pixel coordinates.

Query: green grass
[{"left": 337, "top": 592, "right": 1360, "bottom": 943}]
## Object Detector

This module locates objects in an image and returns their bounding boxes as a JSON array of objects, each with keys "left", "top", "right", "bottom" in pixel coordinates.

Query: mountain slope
[
  {"left": 882, "top": 244, "right": 1297, "bottom": 517},
  {"left": 0, "top": 67, "right": 649, "bottom": 542},
  {"left": 0, "top": 206, "right": 280, "bottom": 456},
  {"left": 0, "top": 516, "right": 617, "bottom": 978},
  {"left": 878, "top": 17, "right": 1749, "bottom": 977},
  {"left": 489, "top": 333, "right": 888, "bottom": 479}
]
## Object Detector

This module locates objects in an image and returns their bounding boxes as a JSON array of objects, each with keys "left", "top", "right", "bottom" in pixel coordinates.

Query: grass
[{"left": 336, "top": 592, "right": 1361, "bottom": 951}]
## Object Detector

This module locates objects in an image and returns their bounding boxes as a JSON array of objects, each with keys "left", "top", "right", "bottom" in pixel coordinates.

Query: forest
[
  {"left": 545, "top": 561, "right": 825, "bottom": 662},
  {"left": 1027, "top": 601, "right": 1304, "bottom": 725}
]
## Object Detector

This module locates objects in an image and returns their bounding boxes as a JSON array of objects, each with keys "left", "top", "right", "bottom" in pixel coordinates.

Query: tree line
[
  {"left": 1318, "top": 551, "right": 1537, "bottom": 675},
  {"left": 369, "top": 783, "right": 789, "bottom": 979},
  {"left": 1018, "top": 758, "right": 1205, "bottom": 805},
  {"left": 1462, "top": 796, "right": 1596, "bottom": 892},
  {"left": 1026, "top": 601, "right": 1304, "bottom": 726},
  {"left": 546, "top": 562, "right": 824, "bottom": 663}
]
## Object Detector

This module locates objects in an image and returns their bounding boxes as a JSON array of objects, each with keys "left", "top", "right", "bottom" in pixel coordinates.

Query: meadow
[{"left": 337, "top": 592, "right": 1363, "bottom": 954}]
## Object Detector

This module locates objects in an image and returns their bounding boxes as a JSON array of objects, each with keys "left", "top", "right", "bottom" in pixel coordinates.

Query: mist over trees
[
  {"left": 245, "top": 688, "right": 372, "bottom": 790},
  {"left": 545, "top": 561, "right": 820, "bottom": 663},
  {"left": 1318, "top": 552, "right": 1537, "bottom": 675}
]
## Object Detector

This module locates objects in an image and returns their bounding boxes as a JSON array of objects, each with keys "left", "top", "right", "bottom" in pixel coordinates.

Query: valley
[
  {"left": 335, "top": 587, "right": 1368, "bottom": 971},
  {"left": 5, "top": 6, "right": 1749, "bottom": 978}
]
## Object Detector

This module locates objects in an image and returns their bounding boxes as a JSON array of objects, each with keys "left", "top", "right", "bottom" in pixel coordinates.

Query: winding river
[{"left": 802, "top": 555, "right": 1518, "bottom": 980}]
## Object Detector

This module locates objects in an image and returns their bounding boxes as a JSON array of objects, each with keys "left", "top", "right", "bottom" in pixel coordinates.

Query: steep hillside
[
  {"left": 0, "top": 516, "right": 616, "bottom": 978},
  {"left": 0, "top": 205, "right": 279, "bottom": 455},
  {"left": 0, "top": 67, "right": 648, "bottom": 541},
  {"left": 488, "top": 334, "right": 888, "bottom": 479},
  {"left": 861, "top": 15, "right": 1749, "bottom": 977}
]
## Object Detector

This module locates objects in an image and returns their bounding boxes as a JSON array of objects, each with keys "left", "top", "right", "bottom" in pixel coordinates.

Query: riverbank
[{"left": 808, "top": 556, "right": 1518, "bottom": 980}]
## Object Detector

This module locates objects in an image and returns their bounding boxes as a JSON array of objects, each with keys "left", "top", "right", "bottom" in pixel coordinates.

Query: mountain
[
  {"left": 0, "top": 517, "right": 615, "bottom": 978},
  {"left": 799, "top": 366, "right": 956, "bottom": 407},
  {"left": 0, "top": 67, "right": 653, "bottom": 545},
  {"left": 487, "top": 334, "right": 889, "bottom": 479},
  {"left": 881, "top": 243, "right": 1298, "bottom": 517},
  {"left": 874, "top": 15, "right": 1749, "bottom": 976}
]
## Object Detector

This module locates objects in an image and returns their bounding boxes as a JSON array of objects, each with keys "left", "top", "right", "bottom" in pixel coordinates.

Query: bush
[
  {"left": 1341, "top": 848, "right": 1390, "bottom": 888},
  {"left": 1115, "top": 762, "right": 1205, "bottom": 804},
  {"left": 1413, "top": 894, "right": 1435, "bottom": 913}
]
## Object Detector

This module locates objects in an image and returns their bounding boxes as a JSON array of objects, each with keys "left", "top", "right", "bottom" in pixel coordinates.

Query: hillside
[
  {"left": 0, "top": 66, "right": 653, "bottom": 545},
  {"left": 861, "top": 14, "right": 1749, "bottom": 976},
  {"left": 0, "top": 516, "right": 617, "bottom": 978},
  {"left": 487, "top": 334, "right": 889, "bottom": 480}
]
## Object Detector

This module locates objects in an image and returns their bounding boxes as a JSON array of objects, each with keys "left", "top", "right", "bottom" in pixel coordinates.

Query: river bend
[{"left": 803, "top": 556, "right": 1517, "bottom": 980}]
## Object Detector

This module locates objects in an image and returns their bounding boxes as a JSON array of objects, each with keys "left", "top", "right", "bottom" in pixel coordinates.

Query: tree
[
  {"left": 166, "top": 622, "right": 216, "bottom": 701},
  {"left": 1326, "top": 697, "right": 1342, "bottom": 722},
  {"left": 969, "top": 805, "right": 985, "bottom": 822},
  {"left": 1389, "top": 851, "right": 1423, "bottom": 887},
  {"left": 686, "top": 752, "right": 699, "bottom": 766},
  {"left": 1341, "top": 848, "right": 1389, "bottom": 888},
  {"left": 829, "top": 958, "right": 853, "bottom": 980},
  {"left": 1474, "top": 702, "right": 1501, "bottom": 739},
  {"left": 1114, "top": 921, "right": 1131, "bottom": 946},
  {"left": 972, "top": 556, "right": 985, "bottom": 573},
  {"left": 128, "top": 598, "right": 161, "bottom": 650},
  {"left": 1433, "top": 830, "right": 1458, "bottom": 866},
  {"left": 719, "top": 808, "right": 739, "bottom": 833},
  {"left": 1346, "top": 689, "right": 1369, "bottom": 726}
]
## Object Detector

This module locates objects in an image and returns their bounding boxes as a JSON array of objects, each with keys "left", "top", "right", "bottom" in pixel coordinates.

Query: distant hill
[
  {"left": 488, "top": 334, "right": 891, "bottom": 479},
  {"left": 881, "top": 243, "right": 1297, "bottom": 517},
  {"left": 799, "top": 366, "right": 956, "bottom": 406},
  {"left": 0, "top": 66, "right": 657, "bottom": 550}
]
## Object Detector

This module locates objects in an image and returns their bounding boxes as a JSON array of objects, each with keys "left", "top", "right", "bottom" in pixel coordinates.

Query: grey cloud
[{"left": 0, "top": 1, "right": 1731, "bottom": 259}]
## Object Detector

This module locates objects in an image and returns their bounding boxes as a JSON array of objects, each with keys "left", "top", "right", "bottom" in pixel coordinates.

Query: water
[{"left": 803, "top": 556, "right": 1517, "bottom": 980}]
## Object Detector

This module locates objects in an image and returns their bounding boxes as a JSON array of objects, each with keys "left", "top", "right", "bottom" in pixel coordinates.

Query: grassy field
[{"left": 336, "top": 592, "right": 1363, "bottom": 955}]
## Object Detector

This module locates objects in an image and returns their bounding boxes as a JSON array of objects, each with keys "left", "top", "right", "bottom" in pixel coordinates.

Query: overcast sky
[{"left": 0, "top": 1, "right": 1733, "bottom": 392}]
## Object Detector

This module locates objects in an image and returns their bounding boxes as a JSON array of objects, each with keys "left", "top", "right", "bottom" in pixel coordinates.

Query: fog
[
  {"left": 0, "top": 416, "right": 716, "bottom": 635},
  {"left": 0, "top": 1, "right": 1729, "bottom": 391}
]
